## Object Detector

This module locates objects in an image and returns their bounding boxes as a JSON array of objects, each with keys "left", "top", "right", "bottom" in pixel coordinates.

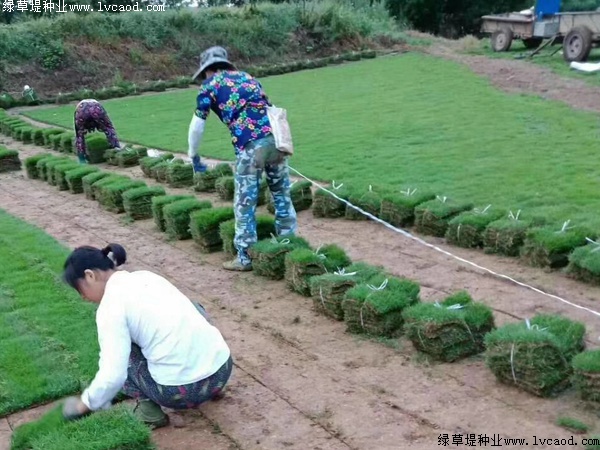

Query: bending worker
[
  {"left": 74, "top": 99, "right": 123, "bottom": 164},
  {"left": 187, "top": 46, "right": 297, "bottom": 272},
  {"left": 61, "top": 243, "right": 233, "bottom": 429}
]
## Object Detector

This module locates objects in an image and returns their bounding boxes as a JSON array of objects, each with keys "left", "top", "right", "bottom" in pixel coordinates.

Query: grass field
[
  {"left": 24, "top": 53, "right": 600, "bottom": 229},
  {"left": 0, "top": 209, "right": 99, "bottom": 417}
]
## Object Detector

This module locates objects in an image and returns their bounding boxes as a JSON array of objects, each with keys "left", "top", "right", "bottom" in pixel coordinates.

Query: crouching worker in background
[
  {"left": 74, "top": 99, "right": 123, "bottom": 164},
  {"left": 61, "top": 243, "right": 233, "bottom": 429}
]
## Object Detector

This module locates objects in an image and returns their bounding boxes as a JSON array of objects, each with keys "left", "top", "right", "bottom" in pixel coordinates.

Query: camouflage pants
[{"left": 235, "top": 135, "right": 297, "bottom": 265}]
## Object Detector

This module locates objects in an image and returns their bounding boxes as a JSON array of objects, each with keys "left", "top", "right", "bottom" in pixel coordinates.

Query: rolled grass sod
[
  {"left": 51, "top": 133, "right": 67, "bottom": 152},
  {"left": 414, "top": 197, "right": 474, "bottom": 237},
  {"left": 248, "top": 235, "right": 312, "bottom": 280},
  {"left": 115, "top": 147, "right": 147, "bottom": 168},
  {"left": 42, "top": 129, "right": 65, "bottom": 146},
  {"left": 164, "top": 198, "right": 212, "bottom": 240},
  {"left": 151, "top": 194, "right": 196, "bottom": 232},
  {"left": 104, "top": 149, "right": 119, "bottom": 166},
  {"left": 140, "top": 154, "right": 174, "bottom": 177},
  {"left": 379, "top": 189, "right": 436, "bottom": 227},
  {"left": 567, "top": 242, "right": 600, "bottom": 285},
  {"left": 18, "top": 126, "right": 34, "bottom": 143},
  {"left": 10, "top": 403, "right": 152, "bottom": 450},
  {"left": 284, "top": 244, "right": 352, "bottom": 296},
  {"left": 484, "top": 314, "right": 586, "bottom": 397},
  {"left": 44, "top": 157, "right": 72, "bottom": 185},
  {"left": 445, "top": 205, "right": 505, "bottom": 249},
  {"left": 345, "top": 187, "right": 386, "bottom": 220},
  {"left": 151, "top": 161, "right": 171, "bottom": 183},
  {"left": 341, "top": 274, "right": 421, "bottom": 337},
  {"left": 85, "top": 133, "right": 111, "bottom": 164},
  {"left": 572, "top": 349, "right": 600, "bottom": 404},
  {"left": 310, "top": 262, "right": 385, "bottom": 320},
  {"left": 90, "top": 175, "right": 129, "bottom": 203},
  {"left": 53, "top": 162, "right": 81, "bottom": 191},
  {"left": 167, "top": 162, "right": 195, "bottom": 188},
  {"left": 24, "top": 153, "right": 53, "bottom": 179},
  {"left": 403, "top": 291, "right": 496, "bottom": 362},
  {"left": 216, "top": 176, "right": 235, "bottom": 201},
  {"left": 219, "top": 215, "right": 276, "bottom": 255},
  {"left": 65, "top": 166, "right": 100, "bottom": 194},
  {"left": 97, "top": 179, "right": 147, "bottom": 214},
  {"left": 32, "top": 129, "right": 46, "bottom": 146},
  {"left": 190, "top": 207, "right": 236, "bottom": 253},
  {"left": 35, "top": 155, "right": 64, "bottom": 182},
  {"left": 483, "top": 213, "right": 544, "bottom": 257},
  {"left": 0, "top": 148, "right": 22, "bottom": 172},
  {"left": 312, "top": 185, "right": 351, "bottom": 218},
  {"left": 82, "top": 172, "right": 111, "bottom": 200},
  {"left": 194, "top": 163, "right": 233, "bottom": 192},
  {"left": 0, "top": 210, "right": 100, "bottom": 416},
  {"left": 521, "top": 224, "right": 593, "bottom": 269},
  {"left": 123, "top": 186, "right": 167, "bottom": 220},
  {"left": 60, "top": 132, "right": 76, "bottom": 153}
]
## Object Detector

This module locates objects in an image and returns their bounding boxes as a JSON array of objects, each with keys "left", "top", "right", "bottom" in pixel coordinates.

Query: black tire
[
  {"left": 522, "top": 38, "right": 543, "bottom": 49},
  {"left": 491, "top": 28, "right": 513, "bottom": 52},
  {"left": 563, "top": 26, "right": 593, "bottom": 62}
]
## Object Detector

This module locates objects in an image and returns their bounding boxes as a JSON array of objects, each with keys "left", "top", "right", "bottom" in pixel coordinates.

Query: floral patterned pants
[{"left": 74, "top": 100, "right": 121, "bottom": 159}]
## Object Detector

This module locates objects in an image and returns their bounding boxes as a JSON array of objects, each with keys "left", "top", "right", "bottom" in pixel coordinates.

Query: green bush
[
  {"left": 151, "top": 194, "right": 196, "bottom": 232},
  {"left": 484, "top": 314, "right": 586, "bottom": 397},
  {"left": 65, "top": 166, "right": 99, "bottom": 194},
  {"left": 164, "top": 198, "right": 212, "bottom": 240},
  {"left": 190, "top": 207, "right": 236, "bottom": 253},
  {"left": 123, "top": 186, "right": 167, "bottom": 220}
]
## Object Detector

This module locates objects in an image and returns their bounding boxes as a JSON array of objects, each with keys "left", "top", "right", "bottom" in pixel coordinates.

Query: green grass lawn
[
  {"left": 23, "top": 53, "right": 600, "bottom": 229},
  {"left": 0, "top": 209, "right": 99, "bottom": 417}
]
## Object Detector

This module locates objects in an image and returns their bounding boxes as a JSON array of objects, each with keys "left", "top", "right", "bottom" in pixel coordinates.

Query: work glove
[
  {"left": 63, "top": 396, "right": 91, "bottom": 421},
  {"left": 78, "top": 154, "right": 88, "bottom": 164},
  {"left": 192, "top": 155, "right": 208, "bottom": 173}
]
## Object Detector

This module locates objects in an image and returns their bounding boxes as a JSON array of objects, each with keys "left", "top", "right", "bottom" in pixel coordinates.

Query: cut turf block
[
  {"left": 345, "top": 187, "right": 386, "bottom": 220},
  {"left": 194, "top": 163, "right": 233, "bottom": 192},
  {"left": 483, "top": 212, "right": 543, "bottom": 257},
  {"left": 248, "top": 235, "right": 312, "bottom": 280},
  {"left": 151, "top": 194, "right": 195, "bottom": 232},
  {"left": 10, "top": 403, "right": 152, "bottom": 450},
  {"left": 91, "top": 174, "right": 129, "bottom": 203},
  {"left": 379, "top": 188, "right": 436, "bottom": 227},
  {"left": 42, "top": 129, "right": 65, "bottom": 147},
  {"left": 572, "top": 349, "right": 600, "bottom": 404},
  {"left": 521, "top": 223, "right": 593, "bottom": 269},
  {"left": 32, "top": 129, "right": 46, "bottom": 146},
  {"left": 164, "top": 198, "right": 212, "bottom": 240},
  {"left": 414, "top": 197, "right": 474, "bottom": 237},
  {"left": 24, "top": 153, "right": 53, "bottom": 179},
  {"left": 445, "top": 205, "right": 505, "bottom": 249},
  {"left": 0, "top": 147, "right": 21, "bottom": 172},
  {"left": 167, "top": 162, "right": 195, "bottom": 188},
  {"left": 49, "top": 133, "right": 64, "bottom": 151},
  {"left": 123, "top": 186, "right": 167, "bottom": 220},
  {"left": 44, "top": 157, "right": 72, "bottom": 185},
  {"left": 309, "top": 262, "right": 385, "bottom": 320},
  {"left": 82, "top": 171, "right": 111, "bottom": 200},
  {"left": 216, "top": 176, "right": 235, "bottom": 201},
  {"left": 104, "top": 148, "right": 119, "bottom": 166},
  {"left": 484, "top": 314, "right": 586, "bottom": 397},
  {"left": 53, "top": 162, "right": 80, "bottom": 191},
  {"left": 115, "top": 147, "right": 147, "bottom": 168},
  {"left": 567, "top": 242, "right": 600, "bottom": 285},
  {"left": 342, "top": 274, "right": 420, "bottom": 337},
  {"left": 190, "top": 207, "right": 236, "bottom": 253},
  {"left": 19, "top": 126, "right": 34, "bottom": 143},
  {"left": 403, "top": 291, "right": 496, "bottom": 362},
  {"left": 35, "top": 155, "right": 64, "bottom": 182},
  {"left": 85, "top": 133, "right": 111, "bottom": 164},
  {"left": 151, "top": 161, "right": 171, "bottom": 183},
  {"left": 312, "top": 185, "right": 351, "bottom": 218},
  {"left": 65, "top": 166, "right": 99, "bottom": 194},
  {"left": 140, "top": 154, "right": 173, "bottom": 178},
  {"left": 284, "top": 244, "right": 352, "bottom": 296},
  {"left": 98, "top": 179, "right": 147, "bottom": 214},
  {"left": 219, "top": 215, "right": 276, "bottom": 255},
  {"left": 60, "top": 132, "right": 76, "bottom": 153}
]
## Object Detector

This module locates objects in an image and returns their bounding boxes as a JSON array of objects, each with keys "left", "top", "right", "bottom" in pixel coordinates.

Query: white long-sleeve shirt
[{"left": 81, "top": 270, "right": 231, "bottom": 411}]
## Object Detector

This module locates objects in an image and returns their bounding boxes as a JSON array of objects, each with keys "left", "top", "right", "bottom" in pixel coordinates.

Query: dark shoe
[
  {"left": 133, "top": 399, "right": 170, "bottom": 429},
  {"left": 222, "top": 258, "right": 252, "bottom": 272}
]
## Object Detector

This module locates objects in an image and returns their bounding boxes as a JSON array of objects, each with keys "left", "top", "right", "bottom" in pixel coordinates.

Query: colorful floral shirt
[{"left": 195, "top": 70, "right": 272, "bottom": 155}]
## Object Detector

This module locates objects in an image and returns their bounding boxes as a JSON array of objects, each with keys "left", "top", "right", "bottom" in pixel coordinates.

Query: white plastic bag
[{"left": 267, "top": 105, "right": 294, "bottom": 155}]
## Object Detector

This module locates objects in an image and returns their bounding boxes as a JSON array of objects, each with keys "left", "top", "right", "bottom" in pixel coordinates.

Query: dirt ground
[{"left": 3, "top": 47, "right": 600, "bottom": 449}]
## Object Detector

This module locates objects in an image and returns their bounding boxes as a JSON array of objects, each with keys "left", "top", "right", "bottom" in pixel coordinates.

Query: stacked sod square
[
  {"left": 194, "top": 163, "right": 233, "bottom": 192},
  {"left": 164, "top": 198, "right": 213, "bottom": 240},
  {"left": 312, "top": 184, "right": 351, "bottom": 218},
  {"left": 190, "top": 207, "right": 236, "bottom": 252},
  {"left": 521, "top": 223, "right": 593, "bottom": 269},
  {"left": 445, "top": 205, "right": 505, "bottom": 249},
  {"left": 151, "top": 194, "right": 196, "bottom": 232},
  {"left": 123, "top": 186, "right": 167, "bottom": 220},
  {"left": 219, "top": 215, "right": 276, "bottom": 255},
  {"left": 414, "top": 197, "right": 473, "bottom": 237},
  {"left": 249, "top": 235, "right": 312, "bottom": 280},
  {"left": 0, "top": 146, "right": 21, "bottom": 172},
  {"left": 379, "top": 188, "right": 436, "bottom": 227},
  {"left": 24, "top": 153, "right": 53, "bottom": 179}
]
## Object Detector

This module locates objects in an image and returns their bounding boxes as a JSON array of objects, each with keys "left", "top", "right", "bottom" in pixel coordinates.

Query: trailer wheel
[
  {"left": 563, "top": 26, "right": 593, "bottom": 62},
  {"left": 491, "top": 29, "right": 513, "bottom": 52},
  {"left": 522, "top": 38, "right": 542, "bottom": 49}
]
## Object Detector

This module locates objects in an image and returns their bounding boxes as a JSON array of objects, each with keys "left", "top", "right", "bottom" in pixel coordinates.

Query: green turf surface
[
  {"left": 0, "top": 209, "right": 99, "bottom": 417},
  {"left": 23, "top": 53, "right": 600, "bottom": 228}
]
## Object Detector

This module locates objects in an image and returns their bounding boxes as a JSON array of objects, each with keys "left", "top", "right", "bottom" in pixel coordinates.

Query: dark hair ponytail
[{"left": 63, "top": 243, "right": 127, "bottom": 291}]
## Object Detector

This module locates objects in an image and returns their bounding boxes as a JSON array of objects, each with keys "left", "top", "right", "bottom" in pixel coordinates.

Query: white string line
[{"left": 288, "top": 166, "right": 600, "bottom": 319}]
